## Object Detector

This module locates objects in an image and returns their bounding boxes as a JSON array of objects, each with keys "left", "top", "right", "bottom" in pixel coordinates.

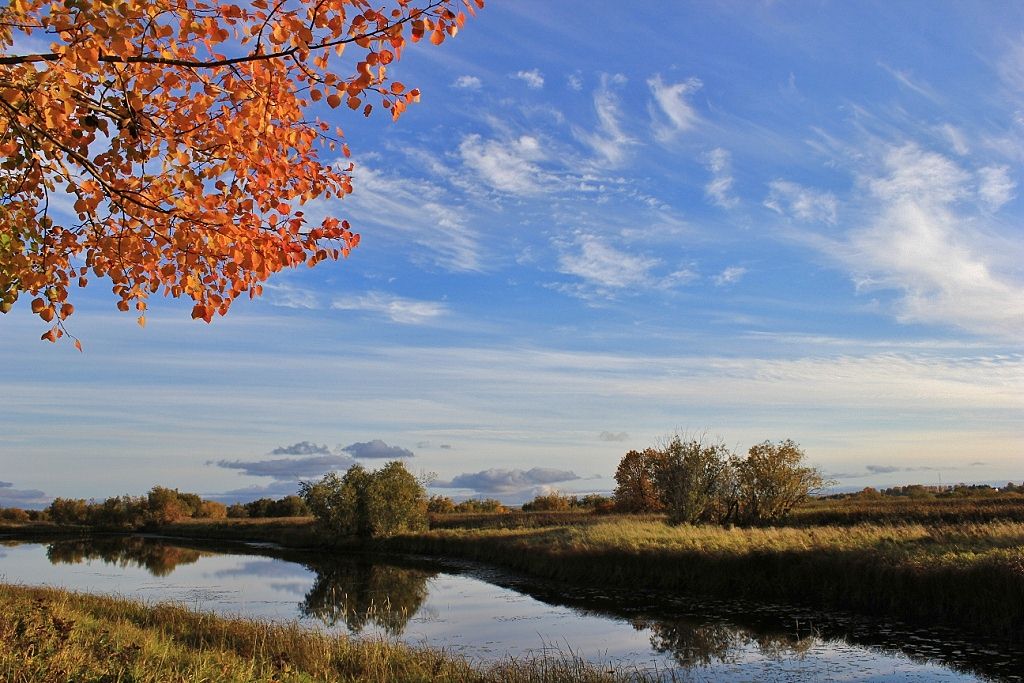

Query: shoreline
[{"left": 4, "top": 514, "right": 1023, "bottom": 643}]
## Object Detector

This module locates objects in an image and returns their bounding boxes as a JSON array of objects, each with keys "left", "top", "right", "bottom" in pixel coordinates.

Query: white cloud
[
  {"left": 512, "top": 69, "right": 544, "bottom": 89},
  {"left": 841, "top": 145, "right": 1024, "bottom": 336},
  {"left": 977, "top": 165, "right": 1015, "bottom": 211},
  {"left": 567, "top": 73, "right": 583, "bottom": 91},
  {"left": 704, "top": 148, "right": 738, "bottom": 209},
  {"left": 574, "top": 75, "right": 636, "bottom": 167},
  {"left": 343, "top": 164, "right": 482, "bottom": 272},
  {"left": 263, "top": 283, "right": 319, "bottom": 309},
  {"left": 877, "top": 62, "right": 940, "bottom": 103},
  {"left": 937, "top": 123, "right": 969, "bottom": 156},
  {"left": 459, "top": 133, "right": 551, "bottom": 196},
  {"left": 764, "top": 180, "right": 838, "bottom": 224},
  {"left": 331, "top": 292, "right": 448, "bottom": 324},
  {"left": 713, "top": 266, "right": 747, "bottom": 286},
  {"left": 558, "top": 232, "right": 659, "bottom": 290},
  {"left": 866, "top": 144, "right": 969, "bottom": 202},
  {"left": 452, "top": 75, "right": 482, "bottom": 90},
  {"left": 647, "top": 74, "right": 702, "bottom": 141}
]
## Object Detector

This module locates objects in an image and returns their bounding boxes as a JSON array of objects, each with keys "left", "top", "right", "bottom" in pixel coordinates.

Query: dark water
[{"left": 0, "top": 536, "right": 1020, "bottom": 681}]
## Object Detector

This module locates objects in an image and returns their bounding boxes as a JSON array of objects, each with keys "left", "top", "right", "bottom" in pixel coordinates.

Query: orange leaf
[{"left": 326, "top": 93, "right": 342, "bottom": 108}]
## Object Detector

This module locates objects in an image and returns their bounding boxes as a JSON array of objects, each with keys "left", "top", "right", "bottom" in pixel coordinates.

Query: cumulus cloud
[
  {"left": 331, "top": 292, "right": 448, "bottom": 325},
  {"left": 459, "top": 133, "right": 552, "bottom": 196},
  {"left": 452, "top": 75, "right": 482, "bottom": 90},
  {"left": 215, "top": 454, "right": 356, "bottom": 479},
  {"left": 764, "top": 180, "right": 838, "bottom": 224},
  {"left": 340, "top": 439, "right": 414, "bottom": 459},
  {"left": 599, "top": 431, "right": 629, "bottom": 442},
  {"left": 0, "top": 481, "right": 48, "bottom": 508},
  {"left": 271, "top": 441, "right": 331, "bottom": 456},
  {"left": 647, "top": 74, "right": 702, "bottom": 141},
  {"left": 437, "top": 467, "right": 580, "bottom": 493},
  {"left": 704, "top": 148, "right": 738, "bottom": 209},
  {"left": 574, "top": 74, "right": 636, "bottom": 167},
  {"left": 512, "top": 69, "right": 544, "bottom": 89},
  {"left": 713, "top": 266, "right": 747, "bottom": 286}
]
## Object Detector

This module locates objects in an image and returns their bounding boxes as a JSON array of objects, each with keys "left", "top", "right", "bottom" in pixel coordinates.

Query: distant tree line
[
  {"left": 426, "top": 496, "right": 507, "bottom": 514},
  {"left": 826, "top": 482, "right": 1024, "bottom": 501},
  {"left": 521, "top": 492, "right": 614, "bottom": 512},
  {"left": 614, "top": 437, "right": 828, "bottom": 525},
  {"left": 0, "top": 487, "right": 310, "bottom": 528},
  {"left": 226, "top": 495, "right": 309, "bottom": 519}
]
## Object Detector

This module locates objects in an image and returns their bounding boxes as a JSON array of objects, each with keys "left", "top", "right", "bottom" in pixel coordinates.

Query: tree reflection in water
[
  {"left": 299, "top": 559, "right": 434, "bottom": 635},
  {"left": 46, "top": 537, "right": 203, "bottom": 577},
  {"left": 632, "top": 616, "right": 817, "bottom": 668}
]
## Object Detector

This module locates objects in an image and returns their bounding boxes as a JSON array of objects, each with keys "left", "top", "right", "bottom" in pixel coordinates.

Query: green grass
[{"left": 0, "top": 584, "right": 650, "bottom": 682}]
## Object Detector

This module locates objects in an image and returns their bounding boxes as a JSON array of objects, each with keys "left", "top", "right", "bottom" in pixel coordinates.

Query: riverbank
[
  {"left": 4, "top": 511, "right": 1023, "bottom": 642},
  {"left": 0, "top": 583, "right": 644, "bottom": 682},
  {"left": 382, "top": 519, "right": 1024, "bottom": 641}
]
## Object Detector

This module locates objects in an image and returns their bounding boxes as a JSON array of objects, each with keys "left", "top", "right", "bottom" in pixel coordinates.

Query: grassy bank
[
  {"left": 377, "top": 519, "right": 1024, "bottom": 641},
  {"left": 0, "top": 584, "right": 644, "bottom": 682},
  {"left": 5, "top": 502, "right": 1023, "bottom": 642}
]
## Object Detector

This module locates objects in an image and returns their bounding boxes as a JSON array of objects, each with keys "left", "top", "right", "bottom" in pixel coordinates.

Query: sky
[{"left": 1, "top": 1, "right": 1022, "bottom": 508}]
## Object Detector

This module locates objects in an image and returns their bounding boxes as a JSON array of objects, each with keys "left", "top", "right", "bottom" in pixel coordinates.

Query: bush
[
  {"left": 301, "top": 461, "right": 427, "bottom": 540},
  {"left": 427, "top": 495, "right": 456, "bottom": 514},
  {"left": 453, "top": 498, "right": 506, "bottom": 513},
  {"left": 522, "top": 491, "right": 574, "bottom": 512},
  {"left": 0, "top": 507, "right": 30, "bottom": 522}
]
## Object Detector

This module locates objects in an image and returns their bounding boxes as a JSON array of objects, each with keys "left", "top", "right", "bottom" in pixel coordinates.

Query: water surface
[{"left": 0, "top": 536, "right": 1019, "bottom": 681}]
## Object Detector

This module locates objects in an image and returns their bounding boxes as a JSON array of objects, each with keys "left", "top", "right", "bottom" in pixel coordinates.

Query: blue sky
[{"left": 1, "top": 1, "right": 1022, "bottom": 507}]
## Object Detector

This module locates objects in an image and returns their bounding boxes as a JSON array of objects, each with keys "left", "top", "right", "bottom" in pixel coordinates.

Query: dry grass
[
  {"left": 379, "top": 519, "right": 1024, "bottom": 640},
  {"left": 0, "top": 584, "right": 648, "bottom": 682}
]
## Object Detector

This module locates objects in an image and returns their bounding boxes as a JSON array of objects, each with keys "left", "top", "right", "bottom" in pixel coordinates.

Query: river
[{"left": 0, "top": 535, "right": 1019, "bottom": 681}]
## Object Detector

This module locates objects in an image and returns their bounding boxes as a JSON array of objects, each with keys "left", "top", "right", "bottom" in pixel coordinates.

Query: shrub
[
  {"left": 453, "top": 498, "right": 506, "bottom": 513},
  {"left": 226, "top": 503, "right": 249, "bottom": 518},
  {"left": 0, "top": 507, "right": 30, "bottom": 522},
  {"left": 522, "top": 491, "right": 574, "bottom": 512},
  {"left": 427, "top": 495, "right": 456, "bottom": 514}
]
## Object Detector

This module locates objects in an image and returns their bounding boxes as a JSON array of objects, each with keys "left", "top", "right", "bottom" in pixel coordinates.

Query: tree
[
  {"left": 735, "top": 440, "right": 825, "bottom": 524},
  {"left": 363, "top": 460, "right": 427, "bottom": 536},
  {"left": 300, "top": 465, "right": 368, "bottom": 537},
  {"left": 613, "top": 448, "right": 666, "bottom": 513},
  {"left": 0, "top": 0, "right": 481, "bottom": 343},
  {"left": 300, "top": 460, "right": 426, "bottom": 539},
  {"left": 653, "top": 436, "right": 736, "bottom": 525}
]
